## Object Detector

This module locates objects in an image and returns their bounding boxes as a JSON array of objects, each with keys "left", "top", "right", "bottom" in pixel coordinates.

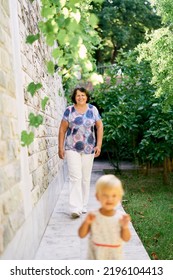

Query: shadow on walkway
[{"left": 34, "top": 160, "right": 150, "bottom": 260}]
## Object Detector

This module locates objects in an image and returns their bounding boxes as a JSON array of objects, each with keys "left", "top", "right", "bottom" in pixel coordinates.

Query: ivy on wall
[{"left": 21, "top": 0, "right": 104, "bottom": 146}]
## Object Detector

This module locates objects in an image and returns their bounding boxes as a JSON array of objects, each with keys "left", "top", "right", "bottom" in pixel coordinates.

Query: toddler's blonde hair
[{"left": 95, "top": 174, "right": 124, "bottom": 196}]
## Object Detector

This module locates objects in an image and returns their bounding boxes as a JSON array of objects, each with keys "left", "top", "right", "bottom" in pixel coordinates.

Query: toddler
[{"left": 78, "top": 174, "right": 131, "bottom": 260}]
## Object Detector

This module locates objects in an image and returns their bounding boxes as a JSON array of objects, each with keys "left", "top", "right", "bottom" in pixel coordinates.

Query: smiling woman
[{"left": 58, "top": 87, "right": 103, "bottom": 218}]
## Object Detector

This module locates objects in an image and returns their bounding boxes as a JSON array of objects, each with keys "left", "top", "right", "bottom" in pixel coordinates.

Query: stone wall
[{"left": 0, "top": 0, "right": 67, "bottom": 259}]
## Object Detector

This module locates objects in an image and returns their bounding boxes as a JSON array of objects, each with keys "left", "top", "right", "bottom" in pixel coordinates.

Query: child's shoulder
[{"left": 115, "top": 209, "right": 125, "bottom": 218}]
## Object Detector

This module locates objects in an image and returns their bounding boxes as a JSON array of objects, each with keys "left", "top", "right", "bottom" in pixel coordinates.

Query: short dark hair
[{"left": 71, "top": 87, "right": 90, "bottom": 104}]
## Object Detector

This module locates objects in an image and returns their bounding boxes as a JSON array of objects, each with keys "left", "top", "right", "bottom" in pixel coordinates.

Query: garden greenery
[{"left": 92, "top": 50, "right": 173, "bottom": 182}]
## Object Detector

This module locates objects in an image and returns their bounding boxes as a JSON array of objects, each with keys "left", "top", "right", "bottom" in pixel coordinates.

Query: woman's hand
[
  {"left": 58, "top": 148, "right": 65, "bottom": 159},
  {"left": 58, "top": 120, "right": 68, "bottom": 159},
  {"left": 94, "top": 146, "right": 101, "bottom": 157}
]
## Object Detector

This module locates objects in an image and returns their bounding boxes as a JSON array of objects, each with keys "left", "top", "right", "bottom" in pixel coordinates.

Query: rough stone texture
[{"left": 0, "top": 0, "right": 66, "bottom": 258}]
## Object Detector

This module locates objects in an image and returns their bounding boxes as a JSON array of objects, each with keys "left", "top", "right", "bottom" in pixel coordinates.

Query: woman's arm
[
  {"left": 58, "top": 119, "right": 69, "bottom": 159},
  {"left": 94, "top": 119, "right": 103, "bottom": 157}
]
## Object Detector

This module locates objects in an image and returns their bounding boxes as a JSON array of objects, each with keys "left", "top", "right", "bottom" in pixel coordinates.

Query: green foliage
[
  {"left": 137, "top": 100, "right": 173, "bottom": 163},
  {"left": 120, "top": 171, "right": 173, "bottom": 260},
  {"left": 93, "top": 0, "right": 161, "bottom": 63},
  {"left": 26, "top": 33, "right": 40, "bottom": 44},
  {"left": 25, "top": 0, "right": 105, "bottom": 96},
  {"left": 138, "top": 27, "right": 173, "bottom": 109},
  {"left": 151, "top": 0, "right": 173, "bottom": 24},
  {"left": 46, "top": 60, "right": 55, "bottom": 75},
  {"left": 36, "top": 0, "right": 103, "bottom": 92},
  {"left": 27, "top": 82, "right": 42, "bottom": 96},
  {"left": 41, "top": 96, "right": 49, "bottom": 110},
  {"left": 21, "top": 82, "right": 48, "bottom": 147},
  {"left": 137, "top": 0, "right": 173, "bottom": 109},
  {"left": 21, "top": 130, "right": 34, "bottom": 146},
  {"left": 29, "top": 113, "right": 43, "bottom": 128},
  {"left": 92, "top": 50, "right": 173, "bottom": 168}
]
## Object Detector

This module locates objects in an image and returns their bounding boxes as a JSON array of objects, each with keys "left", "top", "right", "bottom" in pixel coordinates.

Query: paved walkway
[{"left": 34, "top": 160, "right": 150, "bottom": 260}]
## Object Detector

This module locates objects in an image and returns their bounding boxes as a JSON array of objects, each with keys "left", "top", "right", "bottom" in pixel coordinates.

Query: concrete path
[{"left": 34, "top": 160, "right": 150, "bottom": 260}]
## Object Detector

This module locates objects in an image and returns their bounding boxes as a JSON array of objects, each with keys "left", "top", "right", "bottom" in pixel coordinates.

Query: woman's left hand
[{"left": 94, "top": 146, "right": 101, "bottom": 157}]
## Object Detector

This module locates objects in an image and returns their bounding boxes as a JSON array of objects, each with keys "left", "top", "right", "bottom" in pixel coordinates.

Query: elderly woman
[{"left": 58, "top": 87, "right": 103, "bottom": 218}]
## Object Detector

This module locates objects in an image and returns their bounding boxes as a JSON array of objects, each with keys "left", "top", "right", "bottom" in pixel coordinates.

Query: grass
[{"left": 104, "top": 169, "right": 173, "bottom": 260}]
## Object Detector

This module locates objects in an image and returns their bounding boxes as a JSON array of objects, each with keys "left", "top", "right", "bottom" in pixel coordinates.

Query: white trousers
[{"left": 66, "top": 150, "right": 95, "bottom": 214}]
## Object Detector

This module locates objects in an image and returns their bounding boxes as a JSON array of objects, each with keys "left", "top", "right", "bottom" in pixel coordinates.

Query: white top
[{"left": 88, "top": 209, "right": 124, "bottom": 260}]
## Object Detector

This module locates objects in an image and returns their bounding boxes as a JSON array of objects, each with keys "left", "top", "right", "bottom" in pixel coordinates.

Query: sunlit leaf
[
  {"left": 60, "top": 0, "right": 67, "bottom": 7},
  {"left": 57, "top": 30, "right": 67, "bottom": 44},
  {"left": 27, "top": 82, "right": 42, "bottom": 96},
  {"left": 41, "top": 6, "right": 56, "bottom": 19},
  {"left": 29, "top": 113, "right": 43, "bottom": 128},
  {"left": 26, "top": 33, "right": 40, "bottom": 44},
  {"left": 46, "top": 34, "right": 55, "bottom": 46},
  {"left": 89, "top": 13, "right": 99, "bottom": 27},
  {"left": 70, "top": 11, "right": 81, "bottom": 23},
  {"left": 21, "top": 130, "right": 34, "bottom": 146},
  {"left": 41, "top": 97, "right": 49, "bottom": 111},
  {"left": 58, "top": 57, "right": 68, "bottom": 67},
  {"left": 62, "top": 7, "right": 69, "bottom": 18},
  {"left": 79, "top": 44, "right": 87, "bottom": 59},
  {"left": 52, "top": 48, "right": 64, "bottom": 59},
  {"left": 47, "top": 61, "right": 55, "bottom": 75}
]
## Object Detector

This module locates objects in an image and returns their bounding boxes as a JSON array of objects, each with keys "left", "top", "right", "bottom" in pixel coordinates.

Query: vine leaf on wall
[
  {"left": 21, "top": 131, "right": 34, "bottom": 147},
  {"left": 26, "top": 33, "right": 40, "bottom": 44},
  {"left": 41, "top": 97, "right": 49, "bottom": 110},
  {"left": 47, "top": 61, "right": 55, "bottom": 75},
  {"left": 27, "top": 82, "right": 42, "bottom": 97},
  {"left": 29, "top": 113, "right": 43, "bottom": 127},
  {"left": 21, "top": 81, "right": 45, "bottom": 146}
]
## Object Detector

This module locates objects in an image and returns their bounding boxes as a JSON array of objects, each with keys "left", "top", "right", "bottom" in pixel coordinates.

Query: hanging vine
[{"left": 21, "top": 0, "right": 104, "bottom": 146}]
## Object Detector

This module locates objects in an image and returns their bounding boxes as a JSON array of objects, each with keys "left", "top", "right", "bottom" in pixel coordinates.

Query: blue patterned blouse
[{"left": 62, "top": 104, "right": 101, "bottom": 154}]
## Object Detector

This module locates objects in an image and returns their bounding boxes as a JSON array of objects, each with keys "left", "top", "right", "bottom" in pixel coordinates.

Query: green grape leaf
[
  {"left": 26, "top": 33, "right": 40, "bottom": 44},
  {"left": 89, "top": 14, "right": 99, "bottom": 27},
  {"left": 60, "top": 0, "right": 67, "bottom": 8},
  {"left": 46, "top": 34, "right": 55, "bottom": 46},
  {"left": 47, "top": 60, "right": 55, "bottom": 75},
  {"left": 92, "top": 0, "right": 104, "bottom": 3},
  {"left": 57, "top": 30, "right": 67, "bottom": 44},
  {"left": 52, "top": 48, "right": 64, "bottom": 59},
  {"left": 29, "top": 113, "right": 43, "bottom": 127},
  {"left": 27, "top": 82, "right": 42, "bottom": 97},
  {"left": 41, "top": 97, "right": 49, "bottom": 110},
  {"left": 21, "top": 130, "right": 34, "bottom": 146},
  {"left": 41, "top": 6, "right": 56, "bottom": 19},
  {"left": 58, "top": 57, "right": 68, "bottom": 67}
]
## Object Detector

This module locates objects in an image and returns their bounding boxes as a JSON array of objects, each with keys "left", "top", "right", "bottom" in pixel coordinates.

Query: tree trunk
[
  {"left": 95, "top": 49, "right": 103, "bottom": 65},
  {"left": 144, "top": 161, "right": 150, "bottom": 176},
  {"left": 167, "top": 157, "right": 171, "bottom": 172},
  {"left": 163, "top": 157, "right": 169, "bottom": 185},
  {"left": 111, "top": 44, "right": 118, "bottom": 64}
]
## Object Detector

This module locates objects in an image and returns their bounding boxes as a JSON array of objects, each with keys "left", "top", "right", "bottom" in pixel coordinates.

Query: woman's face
[{"left": 75, "top": 90, "right": 88, "bottom": 105}]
